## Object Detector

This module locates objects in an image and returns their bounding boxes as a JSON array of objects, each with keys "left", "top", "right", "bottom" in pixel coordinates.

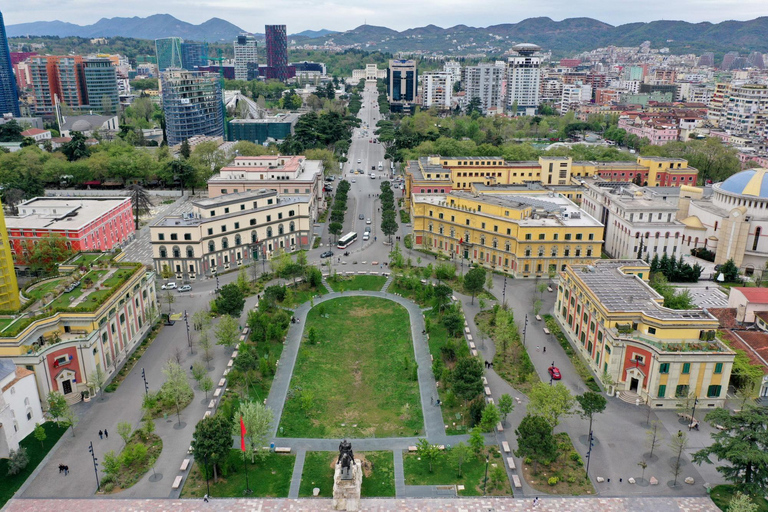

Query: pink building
[{"left": 618, "top": 117, "right": 679, "bottom": 145}]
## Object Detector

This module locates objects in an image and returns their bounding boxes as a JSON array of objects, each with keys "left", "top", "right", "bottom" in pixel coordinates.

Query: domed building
[{"left": 682, "top": 168, "right": 768, "bottom": 274}]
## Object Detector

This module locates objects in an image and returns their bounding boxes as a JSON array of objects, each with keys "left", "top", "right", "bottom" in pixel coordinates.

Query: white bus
[{"left": 337, "top": 232, "right": 358, "bottom": 249}]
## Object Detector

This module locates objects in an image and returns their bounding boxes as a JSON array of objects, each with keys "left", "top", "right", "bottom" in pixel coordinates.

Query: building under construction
[{"left": 161, "top": 69, "right": 224, "bottom": 146}]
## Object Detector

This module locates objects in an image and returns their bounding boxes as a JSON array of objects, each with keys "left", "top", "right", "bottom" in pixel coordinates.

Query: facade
[
  {"left": 0, "top": 360, "right": 43, "bottom": 458},
  {"left": 0, "top": 199, "right": 21, "bottom": 310},
  {"left": 234, "top": 34, "right": 258, "bottom": 81},
  {"left": 463, "top": 63, "right": 504, "bottom": 114},
  {"left": 5, "top": 197, "right": 135, "bottom": 264},
  {"left": 723, "top": 84, "right": 768, "bottom": 137},
  {"left": 507, "top": 43, "right": 541, "bottom": 115},
  {"left": 0, "top": 10, "right": 20, "bottom": 116},
  {"left": 411, "top": 191, "right": 603, "bottom": 277},
  {"left": 618, "top": 116, "right": 679, "bottom": 145},
  {"left": 420, "top": 72, "right": 453, "bottom": 110},
  {"left": 161, "top": 69, "right": 224, "bottom": 146},
  {"left": 155, "top": 37, "right": 183, "bottom": 72},
  {"left": 580, "top": 180, "right": 686, "bottom": 260},
  {"left": 560, "top": 83, "right": 592, "bottom": 115},
  {"left": 387, "top": 60, "right": 417, "bottom": 112},
  {"left": 29, "top": 56, "right": 117, "bottom": 115},
  {"left": 443, "top": 61, "right": 462, "bottom": 84},
  {"left": 228, "top": 114, "right": 299, "bottom": 145},
  {"left": 150, "top": 189, "right": 311, "bottom": 281},
  {"left": 0, "top": 260, "right": 158, "bottom": 405},
  {"left": 265, "top": 25, "right": 288, "bottom": 81},
  {"left": 555, "top": 260, "right": 733, "bottom": 407},
  {"left": 727, "top": 287, "right": 768, "bottom": 323},
  {"left": 181, "top": 42, "right": 208, "bottom": 70},
  {"left": 83, "top": 58, "right": 119, "bottom": 114},
  {"left": 20, "top": 128, "right": 51, "bottom": 142}
]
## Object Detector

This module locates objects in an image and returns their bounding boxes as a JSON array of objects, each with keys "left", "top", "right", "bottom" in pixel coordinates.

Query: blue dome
[{"left": 719, "top": 168, "right": 768, "bottom": 198}]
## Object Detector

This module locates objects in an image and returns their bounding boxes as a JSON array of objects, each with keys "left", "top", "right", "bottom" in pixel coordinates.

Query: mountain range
[
  {"left": 7, "top": 14, "right": 768, "bottom": 54},
  {"left": 6, "top": 14, "right": 337, "bottom": 42}
]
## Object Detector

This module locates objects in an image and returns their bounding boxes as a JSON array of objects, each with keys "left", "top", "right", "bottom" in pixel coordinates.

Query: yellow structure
[
  {"left": 555, "top": 260, "right": 734, "bottom": 407},
  {"left": 0, "top": 199, "right": 21, "bottom": 311},
  {"left": 411, "top": 191, "right": 603, "bottom": 277}
]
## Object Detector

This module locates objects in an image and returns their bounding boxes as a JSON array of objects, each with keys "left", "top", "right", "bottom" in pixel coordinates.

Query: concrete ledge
[
  {"left": 512, "top": 474, "right": 522, "bottom": 488},
  {"left": 506, "top": 457, "right": 515, "bottom": 470},
  {"left": 218, "top": 378, "right": 226, "bottom": 387},
  {"left": 502, "top": 441, "right": 511, "bottom": 453},
  {"left": 180, "top": 459, "right": 190, "bottom": 471},
  {"left": 274, "top": 447, "right": 291, "bottom": 453},
  {"left": 172, "top": 475, "right": 183, "bottom": 489}
]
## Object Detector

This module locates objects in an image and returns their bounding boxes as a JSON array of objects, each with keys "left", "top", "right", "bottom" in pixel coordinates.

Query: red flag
[{"left": 240, "top": 415, "right": 246, "bottom": 452}]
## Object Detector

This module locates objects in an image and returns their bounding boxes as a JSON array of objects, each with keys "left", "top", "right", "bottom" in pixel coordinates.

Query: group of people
[
  {"left": 58, "top": 464, "right": 70, "bottom": 475},
  {"left": 98, "top": 428, "right": 109, "bottom": 439},
  {"left": 484, "top": 360, "right": 494, "bottom": 369}
]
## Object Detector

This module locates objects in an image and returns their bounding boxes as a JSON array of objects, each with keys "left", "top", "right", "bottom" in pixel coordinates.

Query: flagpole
[
  {"left": 243, "top": 450, "right": 251, "bottom": 495},
  {"left": 241, "top": 415, "right": 252, "bottom": 495}
]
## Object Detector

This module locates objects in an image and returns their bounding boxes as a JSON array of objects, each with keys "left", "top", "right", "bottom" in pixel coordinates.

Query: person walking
[
  {"left": 98, "top": 430, "right": 103, "bottom": 440},
  {"left": 104, "top": 428, "right": 108, "bottom": 439},
  {"left": 543, "top": 346, "right": 546, "bottom": 353}
]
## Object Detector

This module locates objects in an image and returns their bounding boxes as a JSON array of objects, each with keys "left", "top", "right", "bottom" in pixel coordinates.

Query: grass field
[
  {"left": 279, "top": 296, "right": 423, "bottom": 438},
  {"left": 327, "top": 275, "right": 387, "bottom": 292},
  {"left": 0, "top": 422, "right": 67, "bottom": 508},
  {"left": 298, "top": 451, "right": 395, "bottom": 498},
  {"left": 180, "top": 451, "right": 295, "bottom": 498},
  {"left": 403, "top": 447, "right": 512, "bottom": 496},
  {"left": 710, "top": 484, "right": 768, "bottom": 511}
]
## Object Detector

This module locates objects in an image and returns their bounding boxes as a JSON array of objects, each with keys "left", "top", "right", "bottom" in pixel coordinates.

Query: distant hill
[{"left": 292, "top": 29, "right": 336, "bottom": 39}]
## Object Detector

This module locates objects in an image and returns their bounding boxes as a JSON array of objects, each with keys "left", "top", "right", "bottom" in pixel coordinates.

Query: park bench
[
  {"left": 471, "top": 349, "right": 478, "bottom": 357},
  {"left": 180, "top": 459, "right": 190, "bottom": 471},
  {"left": 486, "top": 397, "right": 495, "bottom": 405},
  {"left": 232, "top": 351, "right": 238, "bottom": 358},
  {"left": 502, "top": 441, "right": 511, "bottom": 453},
  {"left": 464, "top": 327, "right": 471, "bottom": 334},
  {"left": 208, "top": 400, "right": 216, "bottom": 409},
  {"left": 469, "top": 342, "right": 476, "bottom": 349},
  {"left": 507, "top": 457, "right": 516, "bottom": 470},
  {"left": 214, "top": 388, "right": 222, "bottom": 397},
  {"left": 484, "top": 386, "right": 492, "bottom": 396},
  {"left": 512, "top": 475, "right": 522, "bottom": 488},
  {"left": 218, "top": 378, "right": 226, "bottom": 387},
  {"left": 408, "top": 446, "right": 418, "bottom": 452},
  {"left": 535, "top": 315, "right": 542, "bottom": 321},
  {"left": 203, "top": 411, "right": 211, "bottom": 418},
  {"left": 543, "top": 328, "right": 550, "bottom": 335},
  {"left": 227, "top": 359, "right": 233, "bottom": 368},
  {"left": 497, "top": 422, "right": 504, "bottom": 432},
  {"left": 481, "top": 377, "right": 488, "bottom": 385},
  {"left": 274, "top": 447, "right": 291, "bottom": 453},
  {"left": 172, "top": 476, "right": 183, "bottom": 489}
]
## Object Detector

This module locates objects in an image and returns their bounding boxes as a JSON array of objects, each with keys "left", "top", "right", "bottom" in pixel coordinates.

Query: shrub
[
  {"left": 569, "top": 451, "right": 581, "bottom": 462},
  {"left": 103, "top": 482, "right": 115, "bottom": 492},
  {"left": 548, "top": 476, "right": 559, "bottom": 486},
  {"left": 524, "top": 457, "right": 532, "bottom": 464},
  {"left": 567, "top": 476, "right": 576, "bottom": 483},
  {"left": 121, "top": 442, "right": 148, "bottom": 467},
  {"left": 6, "top": 446, "right": 29, "bottom": 475}
]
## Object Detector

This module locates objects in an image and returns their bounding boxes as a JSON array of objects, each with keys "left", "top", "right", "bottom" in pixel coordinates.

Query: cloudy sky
[{"left": 4, "top": 0, "right": 768, "bottom": 32}]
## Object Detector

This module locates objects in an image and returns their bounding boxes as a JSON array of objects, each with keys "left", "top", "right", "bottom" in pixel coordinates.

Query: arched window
[
  {"left": 208, "top": 241, "right": 215, "bottom": 253},
  {"left": 753, "top": 226, "right": 761, "bottom": 251},
  {"left": 267, "top": 227, "right": 273, "bottom": 237},
  {"left": 186, "top": 246, "right": 194, "bottom": 258},
  {"left": 279, "top": 224, "right": 284, "bottom": 235},
  {"left": 450, "top": 228, "right": 455, "bottom": 238},
  {"left": 222, "top": 238, "right": 229, "bottom": 249},
  {"left": 159, "top": 246, "right": 167, "bottom": 258},
  {"left": 655, "top": 232, "right": 660, "bottom": 239},
  {"left": 235, "top": 235, "right": 242, "bottom": 246},
  {"left": 172, "top": 246, "right": 180, "bottom": 258},
  {"left": 538, "top": 246, "right": 544, "bottom": 256},
  {"left": 551, "top": 247, "right": 558, "bottom": 257},
  {"left": 665, "top": 232, "right": 669, "bottom": 239},
  {"left": 251, "top": 231, "right": 258, "bottom": 243},
  {"left": 492, "top": 239, "right": 498, "bottom": 249},
  {"left": 290, "top": 221, "right": 295, "bottom": 232},
  {"left": 480, "top": 236, "right": 485, "bottom": 246},
  {"left": 439, "top": 225, "right": 444, "bottom": 235}
]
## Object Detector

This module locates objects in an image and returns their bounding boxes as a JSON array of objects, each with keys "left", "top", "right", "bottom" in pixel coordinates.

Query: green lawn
[
  {"left": 0, "top": 421, "right": 68, "bottom": 508},
  {"left": 711, "top": 484, "right": 768, "bottom": 512},
  {"left": 327, "top": 275, "right": 387, "bottom": 292},
  {"left": 0, "top": 317, "right": 14, "bottom": 332},
  {"left": 298, "top": 451, "right": 395, "bottom": 498},
  {"left": 48, "top": 270, "right": 108, "bottom": 309},
  {"left": 25, "top": 278, "right": 65, "bottom": 302},
  {"left": 279, "top": 296, "right": 423, "bottom": 438},
  {"left": 403, "top": 447, "right": 512, "bottom": 496},
  {"left": 69, "top": 252, "right": 106, "bottom": 266},
  {"left": 289, "top": 283, "right": 328, "bottom": 306},
  {"left": 180, "top": 451, "right": 295, "bottom": 498}
]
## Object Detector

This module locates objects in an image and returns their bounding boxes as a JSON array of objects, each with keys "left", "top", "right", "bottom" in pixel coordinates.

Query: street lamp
[
  {"left": 522, "top": 314, "right": 528, "bottom": 346},
  {"left": 502, "top": 275, "right": 507, "bottom": 307},
  {"left": 184, "top": 310, "right": 192, "bottom": 353},
  {"left": 689, "top": 397, "right": 699, "bottom": 431},
  {"left": 483, "top": 455, "right": 490, "bottom": 495},
  {"left": 89, "top": 441, "right": 100, "bottom": 491},
  {"left": 141, "top": 367, "right": 149, "bottom": 396},
  {"left": 585, "top": 430, "right": 594, "bottom": 478}
]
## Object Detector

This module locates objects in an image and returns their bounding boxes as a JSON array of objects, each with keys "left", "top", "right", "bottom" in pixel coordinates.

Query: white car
[
  {"left": 178, "top": 285, "right": 192, "bottom": 292},
  {"left": 366, "top": 218, "right": 371, "bottom": 224},
  {"left": 161, "top": 282, "right": 177, "bottom": 290},
  {"left": 363, "top": 233, "right": 370, "bottom": 241},
  {"left": 351, "top": 178, "right": 356, "bottom": 183},
  {"left": 357, "top": 159, "right": 362, "bottom": 163}
]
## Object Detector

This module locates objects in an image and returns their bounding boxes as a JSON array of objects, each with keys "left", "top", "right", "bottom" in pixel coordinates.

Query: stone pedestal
[{"left": 332, "top": 460, "right": 362, "bottom": 511}]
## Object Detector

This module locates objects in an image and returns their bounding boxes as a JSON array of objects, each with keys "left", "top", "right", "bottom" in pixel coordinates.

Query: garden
[
  {"left": 279, "top": 296, "right": 423, "bottom": 438},
  {"left": 99, "top": 423, "right": 163, "bottom": 493},
  {"left": 181, "top": 451, "right": 295, "bottom": 498},
  {"left": 298, "top": 451, "right": 395, "bottom": 497},
  {"left": 326, "top": 274, "right": 387, "bottom": 292},
  {"left": 519, "top": 432, "right": 594, "bottom": 495}
]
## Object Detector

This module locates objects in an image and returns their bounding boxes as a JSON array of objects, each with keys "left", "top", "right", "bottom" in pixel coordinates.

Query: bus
[{"left": 337, "top": 232, "right": 358, "bottom": 249}]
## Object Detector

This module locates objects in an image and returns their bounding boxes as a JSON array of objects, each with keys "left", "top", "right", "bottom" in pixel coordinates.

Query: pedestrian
[
  {"left": 64, "top": 465, "right": 69, "bottom": 476},
  {"left": 543, "top": 346, "right": 546, "bottom": 353},
  {"left": 104, "top": 428, "right": 108, "bottom": 439},
  {"left": 619, "top": 478, "right": 622, "bottom": 483},
  {"left": 536, "top": 345, "right": 540, "bottom": 352},
  {"left": 59, "top": 464, "right": 64, "bottom": 474},
  {"left": 203, "top": 494, "right": 209, "bottom": 502},
  {"left": 98, "top": 430, "right": 103, "bottom": 439},
  {"left": 431, "top": 396, "right": 434, "bottom": 405}
]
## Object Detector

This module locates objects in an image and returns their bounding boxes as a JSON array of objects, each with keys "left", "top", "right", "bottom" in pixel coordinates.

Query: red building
[{"left": 6, "top": 197, "right": 135, "bottom": 265}]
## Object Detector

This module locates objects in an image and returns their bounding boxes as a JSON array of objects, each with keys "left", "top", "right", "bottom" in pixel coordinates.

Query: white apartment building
[
  {"left": 443, "top": 61, "right": 462, "bottom": 85},
  {"left": 421, "top": 72, "right": 453, "bottom": 110},
  {"left": 610, "top": 79, "right": 641, "bottom": 94},
  {"left": 0, "top": 360, "right": 44, "bottom": 458},
  {"left": 507, "top": 43, "right": 542, "bottom": 115},
  {"left": 581, "top": 180, "right": 685, "bottom": 260},
  {"left": 234, "top": 34, "right": 258, "bottom": 81},
  {"left": 463, "top": 63, "right": 504, "bottom": 114},
  {"left": 723, "top": 84, "right": 768, "bottom": 137},
  {"left": 540, "top": 78, "right": 564, "bottom": 102},
  {"left": 560, "top": 83, "right": 592, "bottom": 115}
]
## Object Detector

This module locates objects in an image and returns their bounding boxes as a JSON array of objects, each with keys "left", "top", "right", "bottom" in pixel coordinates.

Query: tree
[
  {"left": 163, "top": 290, "right": 175, "bottom": 318},
  {"left": 515, "top": 414, "right": 557, "bottom": 473},
  {"left": 646, "top": 420, "right": 661, "bottom": 459},
  {"left": 526, "top": 382, "right": 576, "bottom": 428},
  {"left": 129, "top": 184, "right": 153, "bottom": 230},
  {"left": 381, "top": 213, "right": 399, "bottom": 243},
  {"left": 200, "top": 375, "right": 214, "bottom": 400},
  {"left": 6, "top": 447, "right": 29, "bottom": 476},
  {"left": 192, "top": 310, "right": 211, "bottom": 332},
  {"left": 23, "top": 235, "right": 73, "bottom": 275},
  {"left": 498, "top": 394, "right": 514, "bottom": 424},
  {"left": 191, "top": 360, "right": 207, "bottom": 385},
  {"left": 451, "top": 357, "right": 484, "bottom": 402},
  {"left": 328, "top": 221, "right": 343, "bottom": 237},
  {"left": 234, "top": 401, "right": 274, "bottom": 463},
  {"left": 719, "top": 259, "right": 740, "bottom": 282},
  {"left": 117, "top": 421, "right": 133, "bottom": 446},
  {"left": 728, "top": 492, "right": 759, "bottom": 512},
  {"left": 215, "top": 283, "right": 246, "bottom": 316},
  {"left": 576, "top": 391, "right": 607, "bottom": 438},
  {"left": 46, "top": 391, "right": 68, "bottom": 425},
  {"left": 162, "top": 360, "right": 193, "bottom": 426},
  {"left": 33, "top": 423, "right": 46, "bottom": 449},
  {"left": 192, "top": 414, "right": 234, "bottom": 482},
  {"left": 102, "top": 450, "right": 122, "bottom": 479},
  {"left": 469, "top": 428, "right": 485, "bottom": 456},
  {"left": 62, "top": 406, "right": 78, "bottom": 436},
  {"left": 480, "top": 403, "right": 501, "bottom": 432},
  {"left": 433, "top": 284, "right": 452, "bottom": 312},
  {"left": 214, "top": 314, "right": 240, "bottom": 348},
  {"left": 61, "top": 132, "right": 90, "bottom": 161},
  {"left": 88, "top": 365, "right": 107, "bottom": 401},
  {"left": 670, "top": 430, "right": 689, "bottom": 486},
  {"left": 199, "top": 329, "right": 214, "bottom": 369},
  {"left": 449, "top": 442, "right": 470, "bottom": 477},
  {"left": 692, "top": 406, "right": 768, "bottom": 493},
  {"left": 416, "top": 438, "right": 441, "bottom": 472},
  {"left": 464, "top": 267, "right": 486, "bottom": 304},
  {"left": 179, "top": 139, "right": 191, "bottom": 159}
]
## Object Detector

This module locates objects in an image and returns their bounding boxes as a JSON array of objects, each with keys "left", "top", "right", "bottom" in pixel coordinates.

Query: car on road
[
  {"left": 359, "top": 214, "right": 365, "bottom": 220},
  {"left": 320, "top": 250, "right": 333, "bottom": 258},
  {"left": 351, "top": 179, "right": 356, "bottom": 183},
  {"left": 357, "top": 159, "right": 362, "bottom": 163},
  {"left": 366, "top": 218, "right": 371, "bottom": 224},
  {"left": 161, "top": 282, "right": 177, "bottom": 290},
  {"left": 364, "top": 226, "right": 371, "bottom": 233},
  {"left": 370, "top": 173, "right": 376, "bottom": 179},
  {"left": 363, "top": 233, "right": 370, "bottom": 241},
  {"left": 178, "top": 285, "right": 192, "bottom": 292},
  {"left": 548, "top": 366, "right": 562, "bottom": 380}
]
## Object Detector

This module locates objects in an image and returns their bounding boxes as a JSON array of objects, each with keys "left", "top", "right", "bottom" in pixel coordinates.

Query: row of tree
[
  {"left": 649, "top": 253, "right": 703, "bottom": 283},
  {"left": 328, "top": 180, "right": 352, "bottom": 239},
  {"left": 379, "top": 181, "right": 399, "bottom": 243}
]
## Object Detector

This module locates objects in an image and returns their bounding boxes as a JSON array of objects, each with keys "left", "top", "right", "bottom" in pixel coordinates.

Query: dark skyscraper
[
  {"left": 0, "top": 10, "right": 20, "bottom": 116},
  {"left": 265, "top": 25, "right": 288, "bottom": 81}
]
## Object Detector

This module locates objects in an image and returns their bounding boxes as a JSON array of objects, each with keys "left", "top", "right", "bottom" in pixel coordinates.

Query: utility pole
[{"left": 89, "top": 441, "right": 100, "bottom": 491}]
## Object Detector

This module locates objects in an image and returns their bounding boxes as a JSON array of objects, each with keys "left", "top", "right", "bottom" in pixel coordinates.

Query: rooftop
[
  {"left": 6, "top": 197, "right": 131, "bottom": 232},
  {"left": 570, "top": 260, "right": 716, "bottom": 321},
  {"left": 733, "top": 286, "right": 768, "bottom": 304}
]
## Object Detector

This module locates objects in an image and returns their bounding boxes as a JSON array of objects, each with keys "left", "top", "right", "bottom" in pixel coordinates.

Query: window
[
  {"left": 235, "top": 235, "right": 241, "bottom": 246},
  {"left": 658, "top": 384, "right": 666, "bottom": 398},
  {"left": 222, "top": 238, "right": 229, "bottom": 249},
  {"left": 266, "top": 215, "right": 271, "bottom": 222},
  {"left": 159, "top": 247, "right": 167, "bottom": 258},
  {"left": 250, "top": 219, "right": 256, "bottom": 225},
  {"left": 707, "top": 385, "right": 722, "bottom": 398},
  {"left": 158, "top": 233, "right": 165, "bottom": 241},
  {"left": 525, "top": 233, "right": 532, "bottom": 240},
  {"left": 184, "top": 233, "right": 191, "bottom": 240},
  {"left": 714, "top": 362, "right": 723, "bottom": 374},
  {"left": 539, "top": 233, "right": 545, "bottom": 240},
  {"left": 221, "top": 225, "right": 227, "bottom": 233},
  {"left": 675, "top": 385, "right": 689, "bottom": 397},
  {"left": 234, "top": 222, "right": 240, "bottom": 229},
  {"left": 648, "top": 327, "right": 656, "bottom": 335},
  {"left": 588, "top": 234, "right": 594, "bottom": 240},
  {"left": 278, "top": 212, "right": 283, "bottom": 220},
  {"left": 208, "top": 241, "right": 215, "bottom": 253},
  {"left": 224, "top": 208, "right": 230, "bottom": 214},
  {"left": 659, "top": 363, "right": 670, "bottom": 374},
  {"left": 576, "top": 234, "right": 582, "bottom": 240},
  {"left": 682, "top": 362, "right": 690, "bottom": 374},
  {"left": 553, "top": 234, "right": 558, "bottom": 240},
  {"left": 170, "top": 234, "right": 178, "bottom": 240},
  {"left": 565, "top": 234, "right": 571, "bottom": 240},
  {"left": 207, "top": 228, "right": 213, "bottom": 235},
  {"left": 172, "top": 247, "right": 180, "bottom": 258},
  {"left": 210, "top": 210, "right": 216, "bottom": 216},
  {"left": 290, "top": 222, "right": 295, "bottom": 232}
]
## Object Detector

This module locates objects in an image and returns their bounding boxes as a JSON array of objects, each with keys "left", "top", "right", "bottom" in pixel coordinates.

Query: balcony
[{"left": 609, "top": 328, "right": 727, "bottom": 353}]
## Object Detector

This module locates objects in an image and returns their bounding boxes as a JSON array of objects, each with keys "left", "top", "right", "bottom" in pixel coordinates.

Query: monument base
[{"left": 332, "top": 460, "right": 362, "bottom": 511}]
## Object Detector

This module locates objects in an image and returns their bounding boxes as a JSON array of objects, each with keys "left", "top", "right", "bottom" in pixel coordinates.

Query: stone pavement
[{"left": 4, "top": 496, "right": 721, "bottom": 511}]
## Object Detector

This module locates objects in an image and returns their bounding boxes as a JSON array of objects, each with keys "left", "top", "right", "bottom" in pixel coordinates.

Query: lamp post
[
  {"left": 483, "top": 455, "right": 490, "bottom": 495},
  {"left": 215, "top": 273, "right": 220, "bottom": 292},
  {"left": 689, "top": 397, "right": 699, "bottom": 431},
  {"left": 523, "top": 314, "right": 528, "bottom": 346},
  {"left": 88, "top": 441, "right": 100, "bottom": 491},
  {"left": 585, "top": 430, "right": 594, "bottom": 479},
  {"left": 502, "top": 275, "right": 507, "bottom": 307},
  {"left": 184, "top": 310, "right": 192, "bottom": 353},
  {"left": 141, "top": 368, "right": 149, "bottom": 396}
]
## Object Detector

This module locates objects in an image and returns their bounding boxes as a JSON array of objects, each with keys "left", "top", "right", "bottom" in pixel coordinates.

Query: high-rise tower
[
  {"left": 507, "top": 43, "right": 541, "bottom": 116},
  {"left": 234, "top": 34, "right": 258, "bottom": 81},
  {"left": 265, "top": 25, "right": 288, "bottom": 81},
  {"left": 0, "top": 10, "right": 20, "bottom": 116}
]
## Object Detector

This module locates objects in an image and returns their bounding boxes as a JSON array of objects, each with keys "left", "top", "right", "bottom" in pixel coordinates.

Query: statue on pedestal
[
  {"left": 333, "top": 439, "right": 362, "bottom": 511},
  {"left": 338, "top": 439, "right": 354, "bottom": 479}
]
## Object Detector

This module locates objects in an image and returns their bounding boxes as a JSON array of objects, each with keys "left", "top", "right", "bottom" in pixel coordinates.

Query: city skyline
[{"left": 4, "top": 0, "right": 768, "bottom": 34}]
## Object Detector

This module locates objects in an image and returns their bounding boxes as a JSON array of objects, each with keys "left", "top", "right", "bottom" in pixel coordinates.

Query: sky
[{"left": 4, "top": 0, "right": 768, "bottom": 33}]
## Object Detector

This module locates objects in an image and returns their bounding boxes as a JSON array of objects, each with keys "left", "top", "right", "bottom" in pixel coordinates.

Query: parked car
[
  {"left": 359, "top": 214, "right": 365, "bottom": 220},
  {"left": 178, "top": 285, "right": 192, "bottom": 292},
  {"left": 366, "top": 218, "right": 371, "bottom": 224},
  {"left": 548, "top": 366, "right": 562, "bottom": 380},
  {"left": 364, "top": 226, "right": 371, "bottom": 233},
  {"left": 320, "top": 250, "right": 334, "bottom": 258},
  {"left": 363, "top": 233, "right": 370, "bottom": 241},
  {"left": 161, "top": 282, "right": 177, "bottom": 290}
]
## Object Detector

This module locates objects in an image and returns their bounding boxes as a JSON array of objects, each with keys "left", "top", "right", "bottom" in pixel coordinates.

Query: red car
[{"left": 548, "top": 366, "right": 561, "bottom": 380}]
